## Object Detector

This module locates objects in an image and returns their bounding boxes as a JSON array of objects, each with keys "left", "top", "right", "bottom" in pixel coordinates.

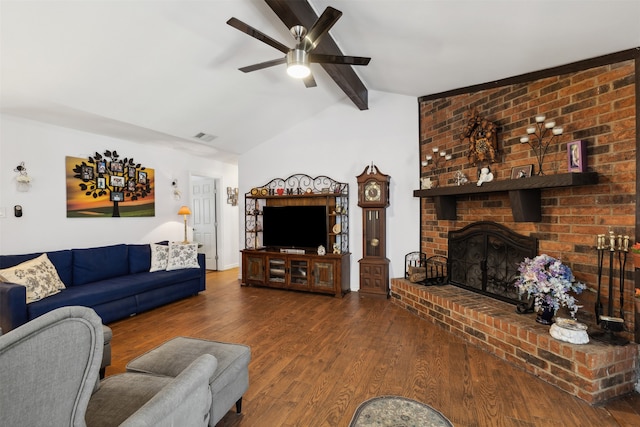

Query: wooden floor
[{"left": 106, "top": 269, "right": 640, "bottom": 427}]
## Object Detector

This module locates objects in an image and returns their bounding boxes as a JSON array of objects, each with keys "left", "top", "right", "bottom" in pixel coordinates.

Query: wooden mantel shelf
[{"left": 413, "top": 172, "right": 599, "bottom": 222}]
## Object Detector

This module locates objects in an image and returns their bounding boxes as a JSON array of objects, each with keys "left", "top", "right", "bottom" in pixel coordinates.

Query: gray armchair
[
  {"left": 0, "top": 305, "right": 104, "bottom": 426},
  {"left": 1, "top": 306, "right": 218, "bottom": 427}
]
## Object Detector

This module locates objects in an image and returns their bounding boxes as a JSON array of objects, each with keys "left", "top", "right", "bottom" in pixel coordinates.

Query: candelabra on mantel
[
  {"left": 519, "top": 115, "right": 563, "bottom": 175},
  {"left": 421, "top": 146, "right": 451, "bottom": 170},
  {"left": 421, "top": 147, "right": 451, "bottom": 189}
]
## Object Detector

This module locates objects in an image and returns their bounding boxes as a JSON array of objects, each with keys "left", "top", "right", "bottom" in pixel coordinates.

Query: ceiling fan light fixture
[{"left": 286, "top": 49, "right": 310, "bottom": 79}]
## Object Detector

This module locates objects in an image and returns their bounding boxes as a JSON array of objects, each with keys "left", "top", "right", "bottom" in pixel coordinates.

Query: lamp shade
[{"left": 177, "top": 206, "right": 191, "bottom": 215}]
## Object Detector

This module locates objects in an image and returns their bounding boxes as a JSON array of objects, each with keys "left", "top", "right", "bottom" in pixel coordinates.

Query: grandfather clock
[{"left": 356, "top": 163, "right": 390, "bottom": 297}]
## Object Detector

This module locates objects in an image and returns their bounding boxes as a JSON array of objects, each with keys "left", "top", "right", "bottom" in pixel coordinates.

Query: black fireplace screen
[{"left": 448, "top": 222, "right": 538, "bottom": 305}]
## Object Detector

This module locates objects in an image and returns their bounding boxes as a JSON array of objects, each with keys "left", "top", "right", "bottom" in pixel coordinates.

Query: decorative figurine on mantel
[
  {"left": 453, "top": 170, "right": 468, "bottom": 186},
  {"left": 421, "top": 176, "right": 434, "bottom": 189},
  {"left": 461, "top": 108, "right": 500, "bottom": 166},
  {"left": 476, "top": 167, "right": 494, "bottom": 186}
]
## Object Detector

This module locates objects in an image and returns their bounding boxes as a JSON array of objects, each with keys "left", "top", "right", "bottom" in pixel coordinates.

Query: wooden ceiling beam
[{"left": 265, "top": 0, "right": 368, "bottom": 110}]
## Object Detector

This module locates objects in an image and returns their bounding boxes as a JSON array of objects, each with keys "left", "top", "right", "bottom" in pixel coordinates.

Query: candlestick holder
[
  {"left": 519, "top": 115, "right": 563, "bottom": 175},
  {"left": 421, "top": 148, "right": 450, "bottom": 172}
]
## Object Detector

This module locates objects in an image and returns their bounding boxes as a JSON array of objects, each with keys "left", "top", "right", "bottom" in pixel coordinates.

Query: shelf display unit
[{"left": 241, "top": 174, "right": 350, "bottom": 297}]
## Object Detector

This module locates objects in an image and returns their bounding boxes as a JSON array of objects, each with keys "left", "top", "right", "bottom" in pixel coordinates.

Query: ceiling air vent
[{"left": 193, "top": 132, "right": 216, "bottom": 142}]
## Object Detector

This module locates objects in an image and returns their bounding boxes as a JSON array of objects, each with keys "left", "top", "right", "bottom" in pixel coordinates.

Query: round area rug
[{"left": 349, "top": 395, "right": 453, "bottom": 427}]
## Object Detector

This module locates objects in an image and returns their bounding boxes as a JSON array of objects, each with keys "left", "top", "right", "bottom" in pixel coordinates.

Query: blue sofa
[{"left": 0, "top": 243, "right": 205, "bottom": 332}]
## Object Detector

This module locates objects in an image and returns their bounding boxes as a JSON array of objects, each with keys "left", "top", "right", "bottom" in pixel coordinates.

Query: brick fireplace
[{"left": 396, "top": 48, "right": 640, "bottom": 403}]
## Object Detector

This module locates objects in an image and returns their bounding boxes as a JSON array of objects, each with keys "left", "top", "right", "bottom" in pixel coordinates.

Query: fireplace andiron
[{"left": 591, "top": 232, "right": 629, "bottom": 346}]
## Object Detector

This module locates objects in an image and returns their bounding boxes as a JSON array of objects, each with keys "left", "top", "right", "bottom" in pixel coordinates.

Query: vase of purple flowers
[{"left": 514, "top": 254, "right": 586, "bottom": 323}]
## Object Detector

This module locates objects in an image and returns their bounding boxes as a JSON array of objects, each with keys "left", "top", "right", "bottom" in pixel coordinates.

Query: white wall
[
  {"left": 239, "top": 90, "right": 420, "bottom": 290},
  {"left": 0, "top": 114, "right": 239, "bottom": 270}
]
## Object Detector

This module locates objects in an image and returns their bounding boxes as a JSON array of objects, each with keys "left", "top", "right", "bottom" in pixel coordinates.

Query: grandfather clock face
[
  {"left": 364, "top": 181, "right": 381, "bottom": 203},
  {"left": 357, "top": 165, "right": 389, "bottom": 208}
]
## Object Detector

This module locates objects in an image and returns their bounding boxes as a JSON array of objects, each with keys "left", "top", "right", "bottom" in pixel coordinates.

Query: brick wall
[{"left": 417, "top": 56, "right": 637, "bottom": 339}]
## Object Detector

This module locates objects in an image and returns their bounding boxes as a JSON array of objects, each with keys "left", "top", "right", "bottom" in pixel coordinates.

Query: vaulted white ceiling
[{"left": 2, "top": 0, "right": 639, "bottom": 163}]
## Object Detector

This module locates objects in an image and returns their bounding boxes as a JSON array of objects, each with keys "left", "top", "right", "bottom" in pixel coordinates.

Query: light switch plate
[{"left": 0, "top": 207, "right": 6, "bottom": 218}]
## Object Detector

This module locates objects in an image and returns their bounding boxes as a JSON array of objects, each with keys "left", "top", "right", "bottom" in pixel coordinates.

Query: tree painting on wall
[{"left": 65, "top": 150, "right": 155, "bottom": 217}]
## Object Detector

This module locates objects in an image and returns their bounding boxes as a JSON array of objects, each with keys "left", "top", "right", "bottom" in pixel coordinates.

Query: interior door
[{"left": 191, "top": 177, "right": 218, "bottom": 270}]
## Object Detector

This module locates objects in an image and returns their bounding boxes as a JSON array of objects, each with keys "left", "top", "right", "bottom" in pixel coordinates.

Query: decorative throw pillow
[
  {"left": 0, "top": 253, "right": 65, "bottom": 303},
  {"left": 149, "top": 244, "right": 170, "bottom": 272},
  {"left": 166, "top": 242, "right": 200, "bottom": 271}
]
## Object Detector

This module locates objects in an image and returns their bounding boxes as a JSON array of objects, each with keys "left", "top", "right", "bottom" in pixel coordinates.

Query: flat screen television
[{"left": 262, "top": 205, "right": 328, "bottom": 250}]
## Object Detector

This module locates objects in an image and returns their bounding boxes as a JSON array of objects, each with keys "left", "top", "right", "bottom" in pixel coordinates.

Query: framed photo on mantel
[
  {"left": 511, "top": 164, "right": 533, "bottom": 180},
  {"left": 567, "top": 140, "right": 587, "bottom": 172}
]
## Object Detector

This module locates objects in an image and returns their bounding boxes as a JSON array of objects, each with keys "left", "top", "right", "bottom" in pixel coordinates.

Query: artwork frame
[
  {"left": 97, "top": 161, "right": 107, "bottom": 174},
  {"left": 110, "top": 161, "right": 123, "bottom": 173},
  {"left": 138, "top": 171, "right": 147, "bottom": 184},
  {"left": 66, "top": 154, "right": 155, "bottom": 218},
  {"left": 81, "top": 165, "right": 94, "bottom": 180},
  {"left": 567, "top": 140, "right": 587, "bottom": 172},
  {"left": 110, "top": 175, "right": 125, "bottom": 187},
  {"left": 511, "top": 164, "right": 533, "bottom": 179}
]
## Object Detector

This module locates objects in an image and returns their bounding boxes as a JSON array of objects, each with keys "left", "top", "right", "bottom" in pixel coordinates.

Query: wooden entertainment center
[{"left": 240, "top": 174, "right": 350, "bottom": 297}]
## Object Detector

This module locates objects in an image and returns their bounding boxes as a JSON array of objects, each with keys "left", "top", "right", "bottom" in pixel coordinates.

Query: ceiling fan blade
[
  {"left": 239, "top": 57, "right": 286, "bottom": 73},
  {"left": 309, "top": 54, "right": 371, "bottom": 66},
  {"left": 304, "top": 7, "right": 342, "bottom": 51},
  {"left": 303, "top": 73, "right": 317, "bottom": 88},
  {"left": 227, "top": 17, "right": 290, "bottom": 54}
]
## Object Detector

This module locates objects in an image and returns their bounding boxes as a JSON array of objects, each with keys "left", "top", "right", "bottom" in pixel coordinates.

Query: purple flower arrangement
[{"left": 514, "top": 254, "right": 586, "bottom": 318}]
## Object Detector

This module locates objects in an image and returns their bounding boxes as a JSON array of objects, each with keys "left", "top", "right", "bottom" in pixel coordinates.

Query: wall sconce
[
  {"left": 519, "top": 115, "right": 563, "bottom": 175},
  {"left": 171, "top": 179, "right": 181, "bottom": 200},
  {"left": 227, "top": 187, "right": 238, "bottom": 206},
  {"left": 14, "top": 162, "right": 31, "bottom": 192},
  {"left": 177, "top": 206, "right": 192, "bottom": 243}
]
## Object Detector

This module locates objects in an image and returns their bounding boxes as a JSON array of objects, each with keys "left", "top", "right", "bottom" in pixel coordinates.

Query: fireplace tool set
[{"left": 592, "top": 232, "right": 629, "bottom": 346}]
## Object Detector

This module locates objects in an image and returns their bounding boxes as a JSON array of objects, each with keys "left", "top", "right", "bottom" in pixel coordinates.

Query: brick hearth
[{"left": 391, "top": 278, "right": 639, "bottom": 404}]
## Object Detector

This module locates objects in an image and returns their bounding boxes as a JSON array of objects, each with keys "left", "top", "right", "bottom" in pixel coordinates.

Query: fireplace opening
[{"left": 448, "top": 221, "right": 538, "bottom": 305}]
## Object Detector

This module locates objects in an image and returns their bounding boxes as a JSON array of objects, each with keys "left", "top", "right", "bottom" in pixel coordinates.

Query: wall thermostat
[{"left": 14, "top": 205, "right": 22, "bottom": 217}]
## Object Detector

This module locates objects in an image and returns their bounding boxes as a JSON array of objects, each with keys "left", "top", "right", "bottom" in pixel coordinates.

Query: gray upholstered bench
[{"left": 126, "top": 336, "right": 251, "bottom": 427}]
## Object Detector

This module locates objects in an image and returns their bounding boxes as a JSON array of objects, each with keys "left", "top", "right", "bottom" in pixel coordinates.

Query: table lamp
[{"left": 177, "top": 206, "right": 192, "bottom": 243}]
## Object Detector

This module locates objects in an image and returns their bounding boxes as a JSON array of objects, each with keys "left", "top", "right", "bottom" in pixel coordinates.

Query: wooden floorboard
[{"left": 106, "top": 269, "right": 640, "bottom": 427}]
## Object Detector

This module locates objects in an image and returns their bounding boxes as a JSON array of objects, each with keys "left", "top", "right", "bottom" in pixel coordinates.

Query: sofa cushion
[
  {"left": 0, "top": 250, "right": 73, "bottom": 286},
  {"left": 27, "top": 268, "right": 202, "bottom": 320},
  {"left": 129, "top": 244, "right": 151, "bottom": 274},
  {"left": 150, "top": 244, "right": 169, "bottom": 272},
  {"left": 73, "top": 244, "right": 129, "bottom": 286},
  {"left": 0, "top": 254, "right": 65, "bottom": 303},
  {"left": 166, "top": 243, "right": 200, "bottom": 271}
]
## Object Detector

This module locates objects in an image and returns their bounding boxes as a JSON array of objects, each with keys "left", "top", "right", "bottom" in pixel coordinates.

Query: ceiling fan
[{"left": 226, "top": 6, "right": 370, "bottom": 88}]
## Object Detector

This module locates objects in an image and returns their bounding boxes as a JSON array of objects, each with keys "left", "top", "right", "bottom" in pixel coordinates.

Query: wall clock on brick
[{"left": 356, "top": 163, "right": 390, "bottom": 297}]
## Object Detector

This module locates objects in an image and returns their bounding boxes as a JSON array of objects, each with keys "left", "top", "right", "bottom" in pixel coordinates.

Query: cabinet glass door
[
  {"left": 267, "top": 257, "right": 286, "bottom": 284},
  {"left": 289, "top": 258, "right": 309, "bottom": 289}
]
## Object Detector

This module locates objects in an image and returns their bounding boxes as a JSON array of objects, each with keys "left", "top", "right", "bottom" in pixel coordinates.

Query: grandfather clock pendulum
[{"left": 356, "top": 163, "right": 390, "bottom": 297}]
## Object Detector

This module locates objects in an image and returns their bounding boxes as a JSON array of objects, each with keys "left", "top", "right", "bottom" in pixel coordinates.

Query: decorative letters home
[{"left": 392, "top": 48, "right": 640, "bottom": 404}]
